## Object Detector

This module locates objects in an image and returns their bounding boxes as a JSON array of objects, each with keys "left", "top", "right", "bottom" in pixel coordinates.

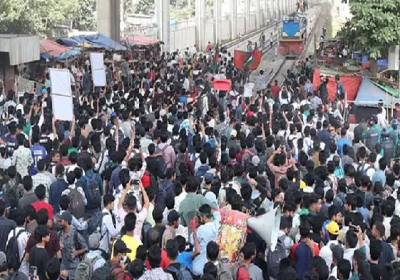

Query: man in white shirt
[
  {"left": 6, "top": 209, "right": 30, "bottom": 278},
  {"left": 320, "top": 221, "right": 341, "bottom": 270},
  {"left": 99, "top": 194, "right": 120, "bottom": 256}
]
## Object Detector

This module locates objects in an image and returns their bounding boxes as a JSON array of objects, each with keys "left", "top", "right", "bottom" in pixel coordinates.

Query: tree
[
  {"left": 0, "top": 0, "right": 78, "bottom": 35},
  {"left": 339, "top": 0, "right": 400, "bottom": 59},
  {"left": 73, "top": 0, "right": 96, "bottom": 30},
  {"left": 135, "top": 0, "right": 155, "bottom": 15}
]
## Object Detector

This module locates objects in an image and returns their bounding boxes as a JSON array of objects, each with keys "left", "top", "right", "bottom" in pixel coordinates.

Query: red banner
[{"left": 213, "top": 79, "right": 232, "bottom": 91}]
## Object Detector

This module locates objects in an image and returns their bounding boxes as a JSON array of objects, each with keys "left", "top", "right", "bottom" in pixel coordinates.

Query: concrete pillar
[
  {"left": 255, "top": 0, "right": 262, "bottom": 29},
  {"left": 155, "top": 0, "right": 170, "bottom": 52},
  {"left": 229, "top": 0, "right": 237, "bottom": 40},
  {"left": 161, "top": 0, "right": 170, "bottom": 53},
  {"left": 155, "top": 0, "right": 162, "bottom": 39},
  {"left": 244, "top": 0, "right": 251, "bottom": 32},
  {"left": 271, "top": 0, "right": 276, "bottom": 22},
  {"left": 97, "top": 0, "right": 120, "bottom": 42},
  {"left": 196, "top": 0, "right": 206, "bottom": 50},
  {"left": 213, "top": 0, "right": 222, "bottom": 44}
]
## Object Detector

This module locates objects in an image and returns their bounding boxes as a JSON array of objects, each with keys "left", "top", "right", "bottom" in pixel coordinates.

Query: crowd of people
[{"left": 0, "top": 32, "right": 398, "bottom": 280}]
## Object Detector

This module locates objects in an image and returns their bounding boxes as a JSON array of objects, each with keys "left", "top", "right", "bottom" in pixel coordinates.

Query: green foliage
[
  {"left": 0, "top": 0, "right": 79, "bottom": 35},
  {"left": 340, "top": 0, "right": 400, "bottom": 58},
  {"left": 135, "top": 0, "right": 155, "bottom": 15},
  {"left": 73, "top": 0, "right": 96, "bottom": 31}
]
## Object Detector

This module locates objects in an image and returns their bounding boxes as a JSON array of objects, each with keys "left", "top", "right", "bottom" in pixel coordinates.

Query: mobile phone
[
  {"left": 29, "top": 266, "right": 37, "bottom": 279},
  {"left": 349, "top": 224, "right": 360, "bottom": 232}
]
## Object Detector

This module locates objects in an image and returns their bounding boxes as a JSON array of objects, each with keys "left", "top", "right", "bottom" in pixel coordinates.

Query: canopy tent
[
  {"left": 40, "top": 39, "right": 70, "bottom": 57},
  {"left": 312, "top": 68, "right": 362, "bottom": 102},
  {"left": 354, "top": 76, "right": 399, "bottom": 107},
  {"left": 57, "top": 33, "right": 127, "bottom": 51},
  {"left": 122, "top": 36, "right": 160, "bottom": 47},
  {"left": 54, "top": 49, "right": 82, "bottom": 61},
  {"left": 371, "top": 81, "right": 399, "bottom": 98}
]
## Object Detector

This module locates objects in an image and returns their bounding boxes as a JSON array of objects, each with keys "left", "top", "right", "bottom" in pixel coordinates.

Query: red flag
[{"left": 234, "top": 49, "right": 262, "bottom": 70}]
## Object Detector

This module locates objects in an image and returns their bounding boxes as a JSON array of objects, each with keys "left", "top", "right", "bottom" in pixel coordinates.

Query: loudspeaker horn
[{"left": 247, "top": 205, "right": 282, "bottom": 251}]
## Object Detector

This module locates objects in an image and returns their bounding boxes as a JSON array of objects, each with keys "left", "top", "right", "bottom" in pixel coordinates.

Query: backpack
[
  {"left": 75, "top": 254, "right": 103, "bottom": 280},
  {"left": 155, "top": 144, "right": 169, "bottom": 172},
  {"left": 357, "top": 163, "right": 374, "bottom": 176},
  {"left": 3, "top": 181, "right": 19, "bottom": 208},
  {"left": 176, "top": 153, "right": 189, "bottom": 177},
  {"left": 102, "top": 161, "right": 117, "bottom": 181},
  {"left": 230, "top": 264, "right": 248, "bottom": 280},
  {"left": 87, "top": 211, "right": 110, "bottom": 237},
  {"left": 217, "top": 263, "right": 233, "bottom": 280},
  {"left": 5, "top": 229, "right": 26, "bottom": 271},
  {"left": 165, "top": 264, "right": 193, "bottom": 280},
  {"left": 90, "top": 262, "right": 120, "bottom": 280},
  {"left": 267, "top": 235, "right": 287, "bottom": 278},
  {"left": 333, "top": 194, "right": 346, "bottom": 213},
  {"left": 144, "top": 170, "right": 158, "bottom": 192},
  {"left": 83, "top": 174, "right": 101, "bottom": 209},
  {"left": 68, "top": 188, "right": 85, "bottom": 219}
]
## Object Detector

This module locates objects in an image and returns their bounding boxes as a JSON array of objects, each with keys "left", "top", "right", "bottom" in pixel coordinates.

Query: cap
[
  {"left": 230, "top": 129, "right": 237, "bottom": 138},
  {"left": 204, "top": 173, "right": 214, "bottom": 183},
  {"left": 114, "top": 239, "right": 132, "bottom": 254},
  {"left": 330, "top": 244, "right": 344, "bottom": 260},
  {"left": 0, "top": 252, "right": 6, "bottom": 268},
  {"left": 59, "top": 211, "right": 72, "bottom": 224},
  {"left": 252, "top": 156, "right": 260, "bottom": 167},
  {"left": 88, "top": 233, "right": 100, "bottom": 250},
  {"left": 326, "top": 221, "right": 340, "bottom": 235},
  {"left": 167, "top": 210, "right": 180, "bottom": 223},
  {"left": 111, "top": 112, "right": 117, "bottom": 117}
]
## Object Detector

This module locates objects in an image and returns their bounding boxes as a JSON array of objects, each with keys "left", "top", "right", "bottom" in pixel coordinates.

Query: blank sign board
[
  {"left": 49, "top": 68, "right": 72, "bottom": 96},
  {"left": 90, "top": 52, "right": 106, "bottom": 87},
  {"left": 52, "top": 95, "right": 73, "bottom": 121},
  {"left": 49, "top": 68, "right": 73, "bottom": 121}
]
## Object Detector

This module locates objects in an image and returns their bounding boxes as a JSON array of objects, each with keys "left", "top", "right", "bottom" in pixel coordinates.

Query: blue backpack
[{"left": 82, "top": 174, "right": 101, "bottom": 209}]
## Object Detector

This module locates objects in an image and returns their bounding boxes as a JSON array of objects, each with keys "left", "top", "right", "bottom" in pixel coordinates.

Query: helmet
[
  {"left": 392, "top": 119, "right": 398, "bottom": 129},
  {"left": 381, "top": 128, "right": 390, "bottom": 139}
]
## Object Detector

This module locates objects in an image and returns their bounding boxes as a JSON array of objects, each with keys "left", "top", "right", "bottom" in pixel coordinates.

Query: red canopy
[
  {"left": 313, "top": 68, "right": 362, "bottom": 102},
  {"left": 40, "top": 39, "right": 70, "bottom": 56},
  {"left": 122, "top": 36, "right": 160, "bottom": 46}
]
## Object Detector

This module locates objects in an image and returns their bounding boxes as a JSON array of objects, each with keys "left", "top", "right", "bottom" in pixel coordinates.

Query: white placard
[
  {"left": 90, "top": 53, "right": 106, "bottom": 87},
  {"left": 52, "top": 94, "right": 73, "bottom": 121},
  {"left": 244, "top": 83, "right": 255, "bottom": 97},
  {"left": 49, "top": 69, "right": 72, "bottom": 97}
]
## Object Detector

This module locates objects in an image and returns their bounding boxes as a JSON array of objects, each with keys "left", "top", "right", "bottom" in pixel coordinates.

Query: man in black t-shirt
[{"left": 369, "top": 238, "right": 383, "bottom": 280}]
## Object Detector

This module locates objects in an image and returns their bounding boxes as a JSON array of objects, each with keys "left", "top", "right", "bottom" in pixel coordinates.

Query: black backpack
[
  {"left": 87, "top": 211, "right": 110, "bottom": 237},
  {"left": 3, "top": 181, "right": 20, "bottom": 208},
  {"left": 82, "top": 174, "right": 101, "bottom": 209},
  {"left": 5, "top": 229, "right": 26, "bottom": 271},
  {"left": 90, "top": 261, "right": 120, "bottom": 280}
]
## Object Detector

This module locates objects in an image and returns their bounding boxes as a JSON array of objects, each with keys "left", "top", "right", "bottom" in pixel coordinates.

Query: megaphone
[{"left": 247, "top": 205, "right": 282, "bottom": 251}]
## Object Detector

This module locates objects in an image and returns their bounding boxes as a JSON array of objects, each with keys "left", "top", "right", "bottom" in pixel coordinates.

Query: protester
[{"left": 0, "top": 32, "right": 397, "bottom": 280}]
